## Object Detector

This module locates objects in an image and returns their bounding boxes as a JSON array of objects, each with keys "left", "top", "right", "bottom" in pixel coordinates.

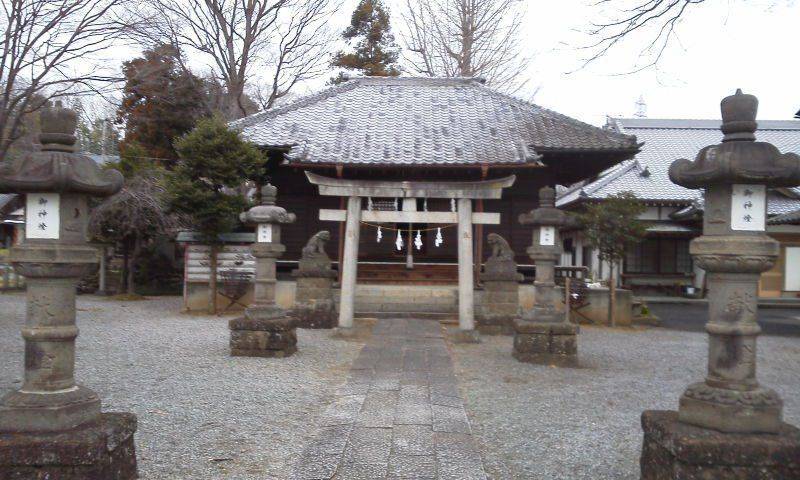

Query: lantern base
[
  {"left": 0, "top": 412, "right": 137, "bottom": 480},
  {"left": 512, "top": 320, "right": 578, "bottom": 367},
  {"left": 640, "top": 410, "right": 800, "bottom": 480},
  {"left": 678, "top": 382, "right": 783, "bottom": 434},
  {"left": 229, "top": 310, "right": 297, "bottom": 358},
  {"left": 0, "top": 385, "right": 101, "bottom": 433}
]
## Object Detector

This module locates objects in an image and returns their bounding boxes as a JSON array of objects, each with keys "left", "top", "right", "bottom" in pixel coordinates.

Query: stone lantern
[
  {"left": 0, "top": 102, "right": 137, "bottom": 478},
  {"left": 229, "top": 184, "right": 297, "bottom": 357},
  {"left": 512, "top": 186, "right": 578, "bottom": 366},
  {"left": 640, "top": 90, "right": 800, "bottom": 478}
]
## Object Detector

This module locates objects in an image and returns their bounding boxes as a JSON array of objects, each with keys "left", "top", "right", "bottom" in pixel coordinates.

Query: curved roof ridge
[
  {"left": 474, "top": 83, "right": 639, "bottom": 149},
  {"left": 235, "top": 76, "right": 641, "bottom": 167},
  {"left": 230, "top": 80, "right": 362, "bottom": 131}
]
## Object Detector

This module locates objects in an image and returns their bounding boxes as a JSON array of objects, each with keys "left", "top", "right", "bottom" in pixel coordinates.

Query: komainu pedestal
[
  {"left": 477, "top": 233, "right": 521, "bottom": 335},
  {"left": 513, "top": 186, "right": 578, "bottom": 367},
  {"left": 640, "top": 90, "right": 800, "bottom": 478},
  {"left": 292, "top": 231, "right": 337, "bottom": 329},
  {"left": 229, "top": 185, "right": 297, "bottom": 358}
]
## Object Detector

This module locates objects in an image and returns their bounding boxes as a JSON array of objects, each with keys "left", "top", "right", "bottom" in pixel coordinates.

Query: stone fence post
[
  {"left": 640, "top": 90, "right": 800, "bottom": 478},
  {"left": 292, "top": 230, "right": 338, "bottom": 329}
]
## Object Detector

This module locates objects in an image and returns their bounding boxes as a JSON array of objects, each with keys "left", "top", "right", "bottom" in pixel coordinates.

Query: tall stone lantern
[
  {"left": 0, "top": 102, "right": 137, "bottom": 478},
  {"left": 640, "top": 90, "right": 800, "bottom": 478},
  {"left": 512, "top": 186, "right": 578, "bottom": 366},
  {"left": 229, "top": 184, "right": 298, "bottom": 357}
]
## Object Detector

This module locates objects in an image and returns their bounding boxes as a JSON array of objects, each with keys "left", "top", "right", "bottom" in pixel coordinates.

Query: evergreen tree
[
  {"left": 118, "top": 44, "right": 209, "bottom": 168},
  {"left": 330, "top": 0, "right": 401, "bottom": 84},
  {"left": 168, "top": 116, "right": 267, "bottom": 313},
  {"left": 578, "top": 191, "right": 647, "bottom": 326}
]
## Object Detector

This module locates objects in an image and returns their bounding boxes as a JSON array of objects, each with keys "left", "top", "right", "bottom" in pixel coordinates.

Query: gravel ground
[
  {"left": 450, "top": 325, "right": 800, "bottom": 480},
  {"left": 0, "top": 293, "right": 364, "bottom": 480}
]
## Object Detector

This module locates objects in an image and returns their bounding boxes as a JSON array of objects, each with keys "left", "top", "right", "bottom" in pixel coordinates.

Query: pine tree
[
  {"left": 118, "top": 44, "right": 209, "bottom": 168},
  {"left": 330, "top": 0, "right": 401, "bottom": 84},
  {"left": 578, "top": 191, "right": 647, "bottom": 326},
  {"left": 168, "top": 116, "right": 267, "bottom": 313}
]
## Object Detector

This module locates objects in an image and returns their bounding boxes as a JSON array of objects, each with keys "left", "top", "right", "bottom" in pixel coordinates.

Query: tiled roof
[
  {"left": 557, "top": 118, "right": 800, "bottom": 211},
  {"left": 232, "top": 77, "right": 639, "bottom": 167}
]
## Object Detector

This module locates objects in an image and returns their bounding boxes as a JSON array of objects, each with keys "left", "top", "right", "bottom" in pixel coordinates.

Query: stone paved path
[{"left": 294, "top": 319, "right": 487, "bottom": 479}]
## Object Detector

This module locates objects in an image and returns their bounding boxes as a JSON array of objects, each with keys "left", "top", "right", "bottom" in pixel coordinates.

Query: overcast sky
[
  {"left": 112, "top": 0, "right": 798, "bottom": 127},
  {"left": 308, "top": 0, "right": 798, "bottom": 126}
]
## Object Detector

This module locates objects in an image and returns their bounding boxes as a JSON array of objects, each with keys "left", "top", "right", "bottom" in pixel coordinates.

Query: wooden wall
[{"left": 270, "top": 166, "right": 555, "bottom": 266}]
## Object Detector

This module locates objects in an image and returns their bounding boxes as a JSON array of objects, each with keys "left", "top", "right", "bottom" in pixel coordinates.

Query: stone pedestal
[
  {"left": 0, "top": 413, "right": 138, "bottom": 480},
  {"left": 292, "top": 231, "right": 337, "bottom": 329},
  {"left": 229, "top": 184, "right": 297, "bottom": 358},
  {"left": 477, "top": 233, "right": 521, "bottom": 335},
  {"left": 512, "top": 320, "right": 578, "bottom": 367},
  {"left": 513, "top": 186, "right": 578, "bottom": 366},
  {"left": 230, "top": 313, "right": 297, "bottom": 358},
  {"left": 641, "top": 410, "right": 800, "bottom": 480}
]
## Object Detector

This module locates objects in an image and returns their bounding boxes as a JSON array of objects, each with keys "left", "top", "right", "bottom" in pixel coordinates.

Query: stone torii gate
[{"left": 306, "top": 172, "right": 515, "bottom": 341}]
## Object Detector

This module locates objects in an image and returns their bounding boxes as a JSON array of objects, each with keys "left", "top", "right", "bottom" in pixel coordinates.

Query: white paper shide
[
  {"left": 25, "top": 193, "right": 60, "bottom": 239},
  {"left": 257, "top": 223, "right": 273, "bottom": 243},
  {"left": 731, "top": 184, "right": 766, "bottom": 231},
  {"left": 539, "top": 226, "right": 555, "bottom": 246}
]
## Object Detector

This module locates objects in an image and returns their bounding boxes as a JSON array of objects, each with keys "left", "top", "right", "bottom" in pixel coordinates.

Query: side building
[{"left": 557, "top": 117, "right": 800, "bottom": 298}]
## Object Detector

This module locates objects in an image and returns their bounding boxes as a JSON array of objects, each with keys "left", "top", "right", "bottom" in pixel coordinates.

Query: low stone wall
[
  {"left": 183, "top": 281, "right": 632, "bottom": 326},
  {"left": 571, "top": 287, "right": 633, "bottom": 326},
  {"left": 184, "top": 280, "right": 296, "bottom": 313}
]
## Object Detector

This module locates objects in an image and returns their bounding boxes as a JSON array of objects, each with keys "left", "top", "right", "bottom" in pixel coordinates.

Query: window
[{"left": 625, "top": 238, "right": 692, "bottom": 274}]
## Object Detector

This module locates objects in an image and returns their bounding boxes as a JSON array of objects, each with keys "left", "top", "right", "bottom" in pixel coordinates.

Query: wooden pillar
[
  {"left": 336, "top": 166, "right": 345, "bottom": 284},
  {"left": 97, "top": 245, "right": 107, "bottom": 295},
  {"left": 457, "top": 198, "right": 475, "bottom": 331},
  {"left": 338, "top": 196, "right": 361, "bottom": 329}
]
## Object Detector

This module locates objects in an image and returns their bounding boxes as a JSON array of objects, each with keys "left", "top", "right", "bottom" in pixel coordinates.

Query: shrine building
[
  {"left": 178, "top": 77, "right": 641, "bottom": 315},
  {"left": 223, "top": 76, "right": 640, "bottom": 285}
]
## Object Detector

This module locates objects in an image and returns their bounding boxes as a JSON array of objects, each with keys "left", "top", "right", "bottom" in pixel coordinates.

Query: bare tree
[
  {"left": 135, "top": 0, "right": 339, "bottom": 119},
  {"left": 0, "top": 0, "right": 129, "bottom": 158},
  {"left": 580, "top": 0, "right": 795, "bottom": 73},
  {"left": 400, "top": 0, "right": 530, "bottom": 92},
  {"left": 89, "top": 171, "right": 184, "bottom": 294}
]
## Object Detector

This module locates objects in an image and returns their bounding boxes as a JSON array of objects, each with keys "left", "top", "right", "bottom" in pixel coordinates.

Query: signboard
[
  {"left": 257, "top": 224, "right": 273, "bottom": 243},
  {"left": 539, "top": 226, "right": 555, "bottom": 246},
  {"left": 25, "top": 193, "right": 60, "bottom": 239},
  {"left": 186, "top": 245, "right": 255, "bottom": 282},
  {"left": 731, "top": 184, "right": 766, "bottom": 231}
]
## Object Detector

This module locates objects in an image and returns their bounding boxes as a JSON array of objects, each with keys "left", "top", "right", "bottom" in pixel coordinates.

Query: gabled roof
[
  {"left": 232, "top": 77, "right": 639, "bottom": 167},
  {"left": 557, "top": 118, "right": 800, "bottom": 209}
]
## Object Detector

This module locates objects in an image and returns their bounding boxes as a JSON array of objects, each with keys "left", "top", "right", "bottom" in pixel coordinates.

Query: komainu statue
[
  {"left": 293, "top": 230, "right": 336, "bottom": 328},
  {"left": 478, "top": 233, "right": 522, "bottom": 335},
  {"left": 487, "top": 233, "right": 515, "bottom": 262},
  {"left": 482, "top": 233, "right": 522, "bottom": 281},
  {"left": 301, "top": 230, "right": 330, "bottom": 259}
]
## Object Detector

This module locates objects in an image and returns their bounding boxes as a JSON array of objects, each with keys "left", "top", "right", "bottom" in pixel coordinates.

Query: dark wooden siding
[{"left": 270, "top": 165, "right": 555, "bottom": 266}]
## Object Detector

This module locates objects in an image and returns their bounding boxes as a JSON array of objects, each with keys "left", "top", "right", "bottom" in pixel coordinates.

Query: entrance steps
[{"left": 336, "top": 284, "right": 459, "bottom": 318}]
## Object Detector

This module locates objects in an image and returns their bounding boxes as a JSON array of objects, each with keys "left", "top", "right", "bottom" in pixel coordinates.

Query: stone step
[
  {"left": 354, "top": 295, "right": 457, "bottom": 304},
  {"left": 355, "top": 312, "right": 458, "bottom": 322},
  {"left": 355, "top": 302, "right": 457, "bottom": 314}
]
